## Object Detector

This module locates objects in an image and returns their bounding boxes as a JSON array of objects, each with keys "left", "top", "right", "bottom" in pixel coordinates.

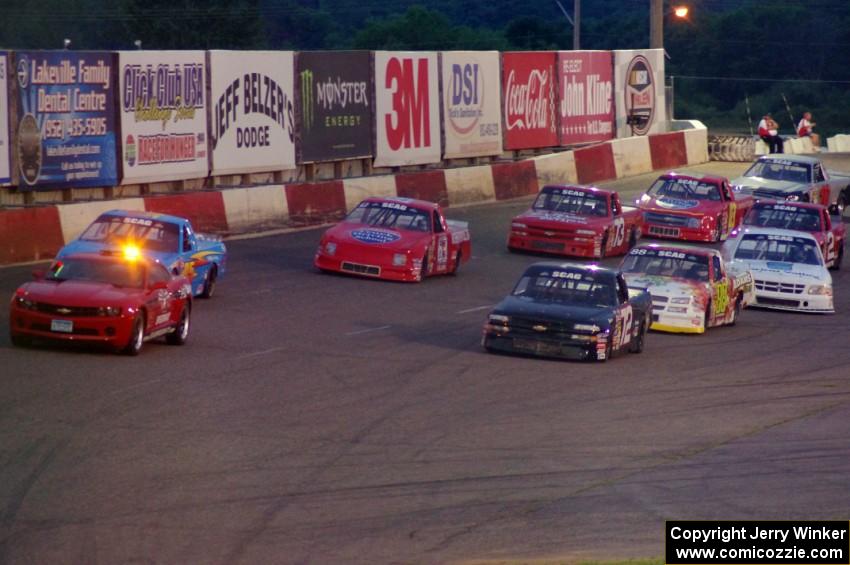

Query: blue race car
[{"left": 57, "top": 210, "right": 227, "bottom": 298}]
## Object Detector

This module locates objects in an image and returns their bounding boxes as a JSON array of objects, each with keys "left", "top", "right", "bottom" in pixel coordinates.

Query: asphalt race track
[{"left": 2, "top": 157, "right": 850, "bottom": 564}]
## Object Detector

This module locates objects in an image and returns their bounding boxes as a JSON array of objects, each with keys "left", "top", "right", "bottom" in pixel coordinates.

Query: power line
[{"left": 674, "top": 74, "right": 850, "bottom": 84}]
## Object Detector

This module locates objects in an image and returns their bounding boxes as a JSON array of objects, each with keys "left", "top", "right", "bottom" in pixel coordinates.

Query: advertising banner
[
  {"left": 297, "top": 51, "right": 372, "bottom": 163},
  {"left": 209, "top": 50, "right": 295, "bottom": 176},
  {"left": 440, "top": 51, "right": 502, "bottom": 159},
  {"left": 13, "top": 50, "right": 118, "bottom": 189},
  {"left": 374, "top": 51, "right": 441, "bottom": 167},
  {"left": 502, "top": 51, "right": 558, "bottom": 150},
  {"left": 0, "top": 52, "right": 10, "bottom": 184},
  {"left": 614, "top": 49, "right": 666, "bottom": 138},
  {"left": 558, "top": 50, "right": 614, "bottom": 146},
  {"left": 119, "top": 50, "right": 207, "bottom": 184}
]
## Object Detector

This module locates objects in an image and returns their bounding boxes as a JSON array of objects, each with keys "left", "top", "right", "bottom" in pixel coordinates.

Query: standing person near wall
[
  {"left": 758, "top": 113, "right": 784, "bottom": 154},
  {"left": 797, "top": 112, "right": 821, "bottom": 149}
]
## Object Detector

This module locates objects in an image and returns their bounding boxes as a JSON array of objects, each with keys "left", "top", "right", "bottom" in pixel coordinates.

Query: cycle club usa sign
[{"left": 501, "top": 51, "right": 557, "bottom": 150}]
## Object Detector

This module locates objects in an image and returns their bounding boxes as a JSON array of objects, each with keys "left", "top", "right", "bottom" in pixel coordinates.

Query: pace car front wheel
[
  {"left": 166, "top": 306, "right": 191, "bottom": 345},
  {"left": 123, "top": 315, "right": 145, "bottom": 356}
]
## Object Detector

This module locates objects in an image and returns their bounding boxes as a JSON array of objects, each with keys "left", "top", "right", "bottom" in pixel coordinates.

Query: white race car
[{"left": 721, "top": 227, "right": 833, "bottom": 313}]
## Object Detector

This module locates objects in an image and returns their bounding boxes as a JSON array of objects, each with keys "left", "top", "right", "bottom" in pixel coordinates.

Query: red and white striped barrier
[{"left": 0, "top": 123, "right": 709, "bottom": 265}]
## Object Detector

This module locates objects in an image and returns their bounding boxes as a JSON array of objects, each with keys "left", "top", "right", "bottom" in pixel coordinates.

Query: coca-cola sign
[{"left": 502, "top": 51, "right": 558, "bottom": 150}]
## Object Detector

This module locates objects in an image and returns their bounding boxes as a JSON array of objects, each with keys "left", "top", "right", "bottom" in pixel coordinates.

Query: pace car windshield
[
  {"left": 743, "top": 204, "right": 821, "bottom": 231},
  {"left": 621, "top": 249, "right": 710, "bottom": 282},
  {"left": 512, "top": 269, "right": 618, "bottom": 307},
  {"left": 744, "top": 160, "right": 810, "bottom": 183},
  {"left": 46, "top": 257, "right": 145, "bottom": 288},
  {"left": 80, "top": 215, "right": 179, "bottom": 253},
  {"left": 532, "top": 187, "right": 607, "bottom": 217},
  {"left": 346, "top": 201, "right": 432, "bottom": 232},
  {"left": 733, "top": 234, "right": 822, "bottom": 266},
  {"left": 647, "top": 178, "right": 721, "bottom": 201}
]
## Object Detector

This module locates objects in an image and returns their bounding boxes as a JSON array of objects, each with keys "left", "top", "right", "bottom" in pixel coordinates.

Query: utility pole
[
  {"left": 650, "top": 0, "right": 663, "bottom": 49},
  {"left": 573, "top": 0, "right": 581, "bottom": 50}
]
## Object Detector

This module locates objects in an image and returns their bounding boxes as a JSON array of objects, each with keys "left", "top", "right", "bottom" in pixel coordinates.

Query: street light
[
  {"left": 63, "top": 38, "right": 71, "bottom": 50},
  {"left": 674, "top": 6, "right": 689, "bottom": 19},
  {"left": 134, "top": 39, "right": 143, "bottom": 50}
]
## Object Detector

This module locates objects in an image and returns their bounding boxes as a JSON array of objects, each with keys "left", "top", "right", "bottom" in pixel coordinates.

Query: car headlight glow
[
  {"left": 488, "top": 314, "right": 510, "bottom": 324},
  {"left": 511, "top": 223, "right": 527, "bottom": 230},
  {"left": 97, "top": 306, "right": 122, "bottom": 317},
  {"left": 573, "top": 323, "right": 600, "bottom": 333},
  {"left": 807, "top": 285, "right": 832, "bottom": 296},
  {"left": 325, "top": 242, "right": 337, "bottom": 255},
  {"left": 670, "top": 297, "right": 691, "bottom": 304},
  {"left": 392, "top": 253, "right": 407, "bottom": 266},
  {"left": 15, "top": 296, "right": 35, "bottom": 310},
  {"left": 687, "top": 217, "right": 701, "bottom": 228}
]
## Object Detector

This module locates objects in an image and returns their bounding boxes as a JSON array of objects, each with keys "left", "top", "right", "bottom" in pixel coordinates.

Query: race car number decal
[
  {"left": 610, "top": 217, "right": 625, "bottom": 250},
  {"left": 825, "top": 231, "right": 836, "bottom": 262},
  {"left": 727, "top": 202, "right": 737, "bottom": 233},
  {"left": 437, "top": 234, "right": 448, "bottom": 269},
  {"left": 713, "top": 280, "right": 729, "bottom": 316},
  {"left": 616, "top": 305, "right": 633, "bottom": 349}
]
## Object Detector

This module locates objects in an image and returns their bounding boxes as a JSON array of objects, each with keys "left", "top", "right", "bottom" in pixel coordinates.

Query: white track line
[
  {"left": 455, "top": 305, "right": 493, "bottom": 314},
  {"left": 345, "top": 325, "right": 391, "bottom": 336}
]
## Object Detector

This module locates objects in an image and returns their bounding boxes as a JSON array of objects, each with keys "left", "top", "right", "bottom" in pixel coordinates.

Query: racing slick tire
[
  {"left": 166, "top": 306, "right": 191, "bottom": 346},
  {"left": 702, "top": 302, "right": 712, "bottom": 332},
  {"left": 598, "top": 234, "right": 608, "bottom": 259},
  {"left": 200, "top": 266, "right": 217, "bottom": 299},
  {"left": 123, "top": 314, "right": 145, "bottom": 356},
  {"left": 417, "top": 250, "right": 430, "bottom": 282},
  {"left": 830, "top": 243, "right": 843, "bottom": 271},
  {"left": 714, "top": 217, "right": 724, "bottom": 243},
  {"left": 10, "top": 333, "right": 30, "bottom": 348},
  {"left": 628, "top": 228, "right": 638, "bottom": 250},
  {"left": 449, "top": 250, "right": 462, "bottom": 276},
  {"left": 629, "top": 316, "right": 648, "bottom": 354}
]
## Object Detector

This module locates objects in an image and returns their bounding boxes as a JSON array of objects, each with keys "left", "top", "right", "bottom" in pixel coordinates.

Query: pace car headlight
[
  {"left": 785, "top": 194, "right": 800, "bottom": 202},
  {"left": 807, "top": 284, "right": 832, "bottom": 296},
  {"left": 15, "top": 296, "right": 35, "bottom": 310},
  {"left": 670, "top": 296, "right": 691, "bottom": 304},
  {"left": 488, "top": 314, "right": 510, "bottom": 324},
  {"left": 392, "top": 253, "right": 407, "bottom": 266},
  {"left": 324, "top": 242, "right": 337, "bottom": 255},
  {"left": 511, "top": 223, "right": 527, "bottom": 231},
  {"left": 573, "top": 323, "right": 600, "bottom": 333},
  {"left": 97, "top": 306, "right": 122, "bottom": 317},
  {"left": 687, "top": 217, "right": 701, "bottom": 228}
]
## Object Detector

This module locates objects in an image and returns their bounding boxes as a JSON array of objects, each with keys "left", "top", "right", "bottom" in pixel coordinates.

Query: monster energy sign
[{"left": 296, "top": 51, "right": 372, "bottom": 163}]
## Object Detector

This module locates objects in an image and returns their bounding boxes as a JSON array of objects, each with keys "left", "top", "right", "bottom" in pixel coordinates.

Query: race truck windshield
[
  {"left": 647, "top": 178, "right": 721, "bottom": 201},
  {"left": 47, "top": 257, "right": 145, "bottom": 288},
  {"left": 346, "top": 202, "right": 432, "bottom": 232},
  {"left": 744, "top": 160, "right": 810, "bottom": 183},
  {"left": 734, "top": 234, "right": 822, "bottom": 266},
  {"left": 512, "top": 269, "right": 618, "bottom": 307},
  {"left": 532, "top": 188, "right": 608, "bottom": 217},
  {"left": 80, "top": 216, "right": 179, "bottom": 253},
  {"left": 621, "top": 249, "right": 710, "bottom": 282},
  {"left": 744, "top": 204, "right": 821, "bottom": 231}
]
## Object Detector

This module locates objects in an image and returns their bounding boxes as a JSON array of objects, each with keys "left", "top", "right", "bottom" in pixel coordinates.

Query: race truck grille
[
  {"left": 341, "top": 262, "right": 381, "bottom": 276},
  {"left": 508, "top": 317, "right": 575, "bottom": 337},
  {"left": 643, "top": 212, "right": 691, "bottom": 227},
  {"left": 754, "top": 279, "right": 805, "bottom": 294},
  {"left": 526, "top": 226, "right": 576, "bottom": 238},
  {"left": 33, "top": 302, "right": 101, "bottom": 317},
  {"left": 757, "top": 297, "right": 801, "bottom": 308}
]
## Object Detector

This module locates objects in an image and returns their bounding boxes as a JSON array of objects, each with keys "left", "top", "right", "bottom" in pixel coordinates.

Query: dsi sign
[
  {"left": 441, "top": 51, "right": 502, "bottom": 159},
  {"left": 374, "top": 51, "right": 441, "bottom": 167}
]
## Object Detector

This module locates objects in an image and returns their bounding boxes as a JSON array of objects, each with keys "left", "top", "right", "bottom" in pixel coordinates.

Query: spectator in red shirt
[
  {"left": 797, "top": 111, "right": 820, "bottom": 149},
  {"left": 758, "top": 113, "right": 784, "bottom": 154}
]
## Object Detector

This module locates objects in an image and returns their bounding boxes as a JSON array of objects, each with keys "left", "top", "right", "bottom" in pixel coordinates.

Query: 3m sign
[{"left": 374, "top": 51, "right": 441, "bottom": 167}]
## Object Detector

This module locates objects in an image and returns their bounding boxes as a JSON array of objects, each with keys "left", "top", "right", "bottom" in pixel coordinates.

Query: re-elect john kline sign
[{"left": 297, "top": 51, "right": 372, "bottom": 164}]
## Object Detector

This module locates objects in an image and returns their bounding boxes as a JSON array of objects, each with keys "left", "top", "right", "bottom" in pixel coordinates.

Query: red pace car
[
  {"left": 507, "top": 185, "right": 643, "bottom": 259},
  {"left": 637, "top": 172, "right": 754, "bottom": 242},
  {"left": 314, "top": 197, "right": 471, "bottom": 282},
  {"left": 9, "top": 250, "right": 192, "bottom": 355},
  {"left": 727, "top": 200, "right": 846, "bottom": 270}
]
